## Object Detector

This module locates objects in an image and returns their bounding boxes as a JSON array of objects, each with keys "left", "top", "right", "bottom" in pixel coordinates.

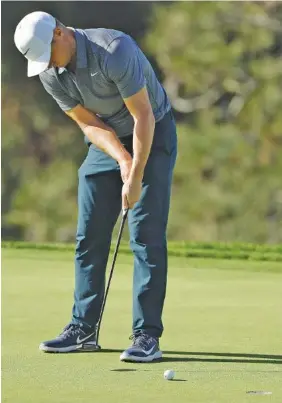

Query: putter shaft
[{"left": 95, "top": 208, "right": 128, "bottom": 346}]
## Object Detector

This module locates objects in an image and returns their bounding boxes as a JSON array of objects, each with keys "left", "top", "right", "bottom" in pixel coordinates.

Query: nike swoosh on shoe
[
  {"left": 132, "top": 345, "right": 157, "bottom": 356},
  {"left": 76, "top": 332, "right": 96, "bottom": 344}
]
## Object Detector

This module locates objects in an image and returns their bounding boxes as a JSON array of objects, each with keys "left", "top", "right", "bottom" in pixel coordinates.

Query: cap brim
[{"left": 27, "top": 46, "right": 51, "bottom": 77}]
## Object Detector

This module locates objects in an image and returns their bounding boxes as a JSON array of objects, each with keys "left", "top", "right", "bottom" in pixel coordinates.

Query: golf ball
[{"left": 164, "top": 369, "right": 175, "bottom": 380}]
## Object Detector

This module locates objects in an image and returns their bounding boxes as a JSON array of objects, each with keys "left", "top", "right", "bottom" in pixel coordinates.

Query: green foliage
[
  {"left": 2, "top": 2, "right": 282, "bottom": 243},
  {"left": 2, "top": 81, "right": 85, "bottom": 241},
  {"left": 144, "top": 2, "right": 282, "bottom": 243}
]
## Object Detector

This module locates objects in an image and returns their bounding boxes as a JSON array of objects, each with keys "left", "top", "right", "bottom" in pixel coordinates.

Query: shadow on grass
[
  {"left": 164, "top": 351, "right": 282, "bottom": 360},
  {"left": 101, "top": 349, "right": 282, "bottom": 365},
  {"left": 110, "top": 368, "right": 188, "bottom": 380},
  {"left": 161, "top": 357, "right": 282, "bottom": 364},
  {"left": 53, "top": 348, "right": 282, "bottom": 365},
  {"left": 171, "top": 379, "right": 187, "bottom": 382}
]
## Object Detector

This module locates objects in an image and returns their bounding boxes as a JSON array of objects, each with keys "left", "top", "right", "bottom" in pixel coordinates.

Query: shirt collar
[
  {"left": 74, "top": 29, "right": 88, "bottom": 69},
  {"left": 58, "top": 28, "right": 88, "bottom": 74}
]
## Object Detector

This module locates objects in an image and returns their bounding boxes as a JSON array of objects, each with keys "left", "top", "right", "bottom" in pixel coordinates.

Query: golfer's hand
[
  {"left": 119, "top": 156, "right": 133, "bottom": 183},
  {"left": 122, "top": 178, "right": 142, "bottom": 209}
]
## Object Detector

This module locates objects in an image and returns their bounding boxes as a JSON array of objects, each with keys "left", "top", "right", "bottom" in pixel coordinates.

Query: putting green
[{"left": 2, "top": 249, "right": 282, "bottom": 403}]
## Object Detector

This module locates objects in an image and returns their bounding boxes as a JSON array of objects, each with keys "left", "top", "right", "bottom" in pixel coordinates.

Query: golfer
[{"left": 14, "top": 11, "right": 177, "bottom": 362}]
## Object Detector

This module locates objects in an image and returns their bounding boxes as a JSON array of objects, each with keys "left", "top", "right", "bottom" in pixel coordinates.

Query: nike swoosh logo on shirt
[
  {"left": 76, "top": 332, "right": 96, "bottom": 344},
  {"left": 91, "top": 72, "right": 99, "bottom": 77},
  {"left": 23, "top": 48, "right": 30, "bottom": 56}
]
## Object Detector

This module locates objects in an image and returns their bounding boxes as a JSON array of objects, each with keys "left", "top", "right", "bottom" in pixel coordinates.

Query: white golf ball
[{"left": 164, "top": 369, "right": 175, "bottom": 380}]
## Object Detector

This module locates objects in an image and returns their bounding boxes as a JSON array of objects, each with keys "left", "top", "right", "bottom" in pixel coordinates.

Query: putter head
[
  {"left": 81, "top": 343, "right": 101, "bottom": 352},
  {"left": 92, "top": 343, "right": 101, "bottom": 351}
]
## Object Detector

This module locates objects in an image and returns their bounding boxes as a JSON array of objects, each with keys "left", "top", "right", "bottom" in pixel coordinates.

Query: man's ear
[{"left": 53, "top": 27, "right": 62, "bottom": 38}]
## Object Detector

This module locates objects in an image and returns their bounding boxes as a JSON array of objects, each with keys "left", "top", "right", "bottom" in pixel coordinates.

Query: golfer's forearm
[
  {"left": 65, "top": 105, "right": 131, "bottom": 164},
  {"left": 83, "top": 125, "right": 130, "bottom": 164},
  {"left": 131, "top": 114, "right": 155, "bottom": 179}
]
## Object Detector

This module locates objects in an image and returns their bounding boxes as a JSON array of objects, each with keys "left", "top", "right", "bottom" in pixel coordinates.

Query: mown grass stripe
[
  {"left": 2, "top": 241, "right": 282, "bottom": 262},
  {"left": 168, "top": 241, "right": 282, "bottom": 253}
]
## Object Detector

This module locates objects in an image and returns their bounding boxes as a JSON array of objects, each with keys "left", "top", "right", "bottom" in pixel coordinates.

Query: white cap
[{"left": 14, "top": 11, "right": 56, "bottom": 77}]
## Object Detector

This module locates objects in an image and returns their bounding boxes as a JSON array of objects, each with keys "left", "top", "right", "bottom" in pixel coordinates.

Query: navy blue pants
[{"left": 71, "top": 110, "right": 177, "bottom": 338}]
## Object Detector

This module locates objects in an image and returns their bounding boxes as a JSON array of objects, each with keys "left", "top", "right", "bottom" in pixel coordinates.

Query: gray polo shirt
[{"left": 39, "top": 28, "right": 171, "bottom": 140}]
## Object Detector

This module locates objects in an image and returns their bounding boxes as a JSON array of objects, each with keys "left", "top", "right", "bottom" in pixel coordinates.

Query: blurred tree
[
  {"left": 2, "top": 1, "right": 153, "bottom": 241},
  {"left": 2, "top": 1, "right": 282, "bottom": 243},
  {"left": 144, "top": 1, "right": 282, "bottom": 242}
]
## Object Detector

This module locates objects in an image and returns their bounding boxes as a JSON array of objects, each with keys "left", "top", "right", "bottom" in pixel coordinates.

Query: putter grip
[{"left": 122, "top": 208, "right": 129, "bottom": 218}]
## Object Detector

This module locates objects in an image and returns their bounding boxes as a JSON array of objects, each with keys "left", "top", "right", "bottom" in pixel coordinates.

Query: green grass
[
  {"left": 2, "top": 249, "right": 282, "bottom": 403},
  {"left": 2, "top": 240, "right": 282, "bottom": 262}
]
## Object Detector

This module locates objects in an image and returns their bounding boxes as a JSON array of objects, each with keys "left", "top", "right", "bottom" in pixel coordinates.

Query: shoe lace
[
  {"left": 59, "top": 324, "right": 82, "bottom": 340},
  {"left": 129, "top": 333, "right": 153, "bottom": 350}
]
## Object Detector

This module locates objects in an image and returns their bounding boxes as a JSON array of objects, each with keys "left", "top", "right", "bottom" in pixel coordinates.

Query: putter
[{"left": 95, "top": 208, "right": 129, "bottom": 350}]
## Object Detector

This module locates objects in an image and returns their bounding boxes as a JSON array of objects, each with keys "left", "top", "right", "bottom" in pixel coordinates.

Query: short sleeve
[
  {"left": 39, "top": 71, "right": 79, "bottom": 112},
  {"left": 104, "top": 36, "right": 146, "bottom": 99}
]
